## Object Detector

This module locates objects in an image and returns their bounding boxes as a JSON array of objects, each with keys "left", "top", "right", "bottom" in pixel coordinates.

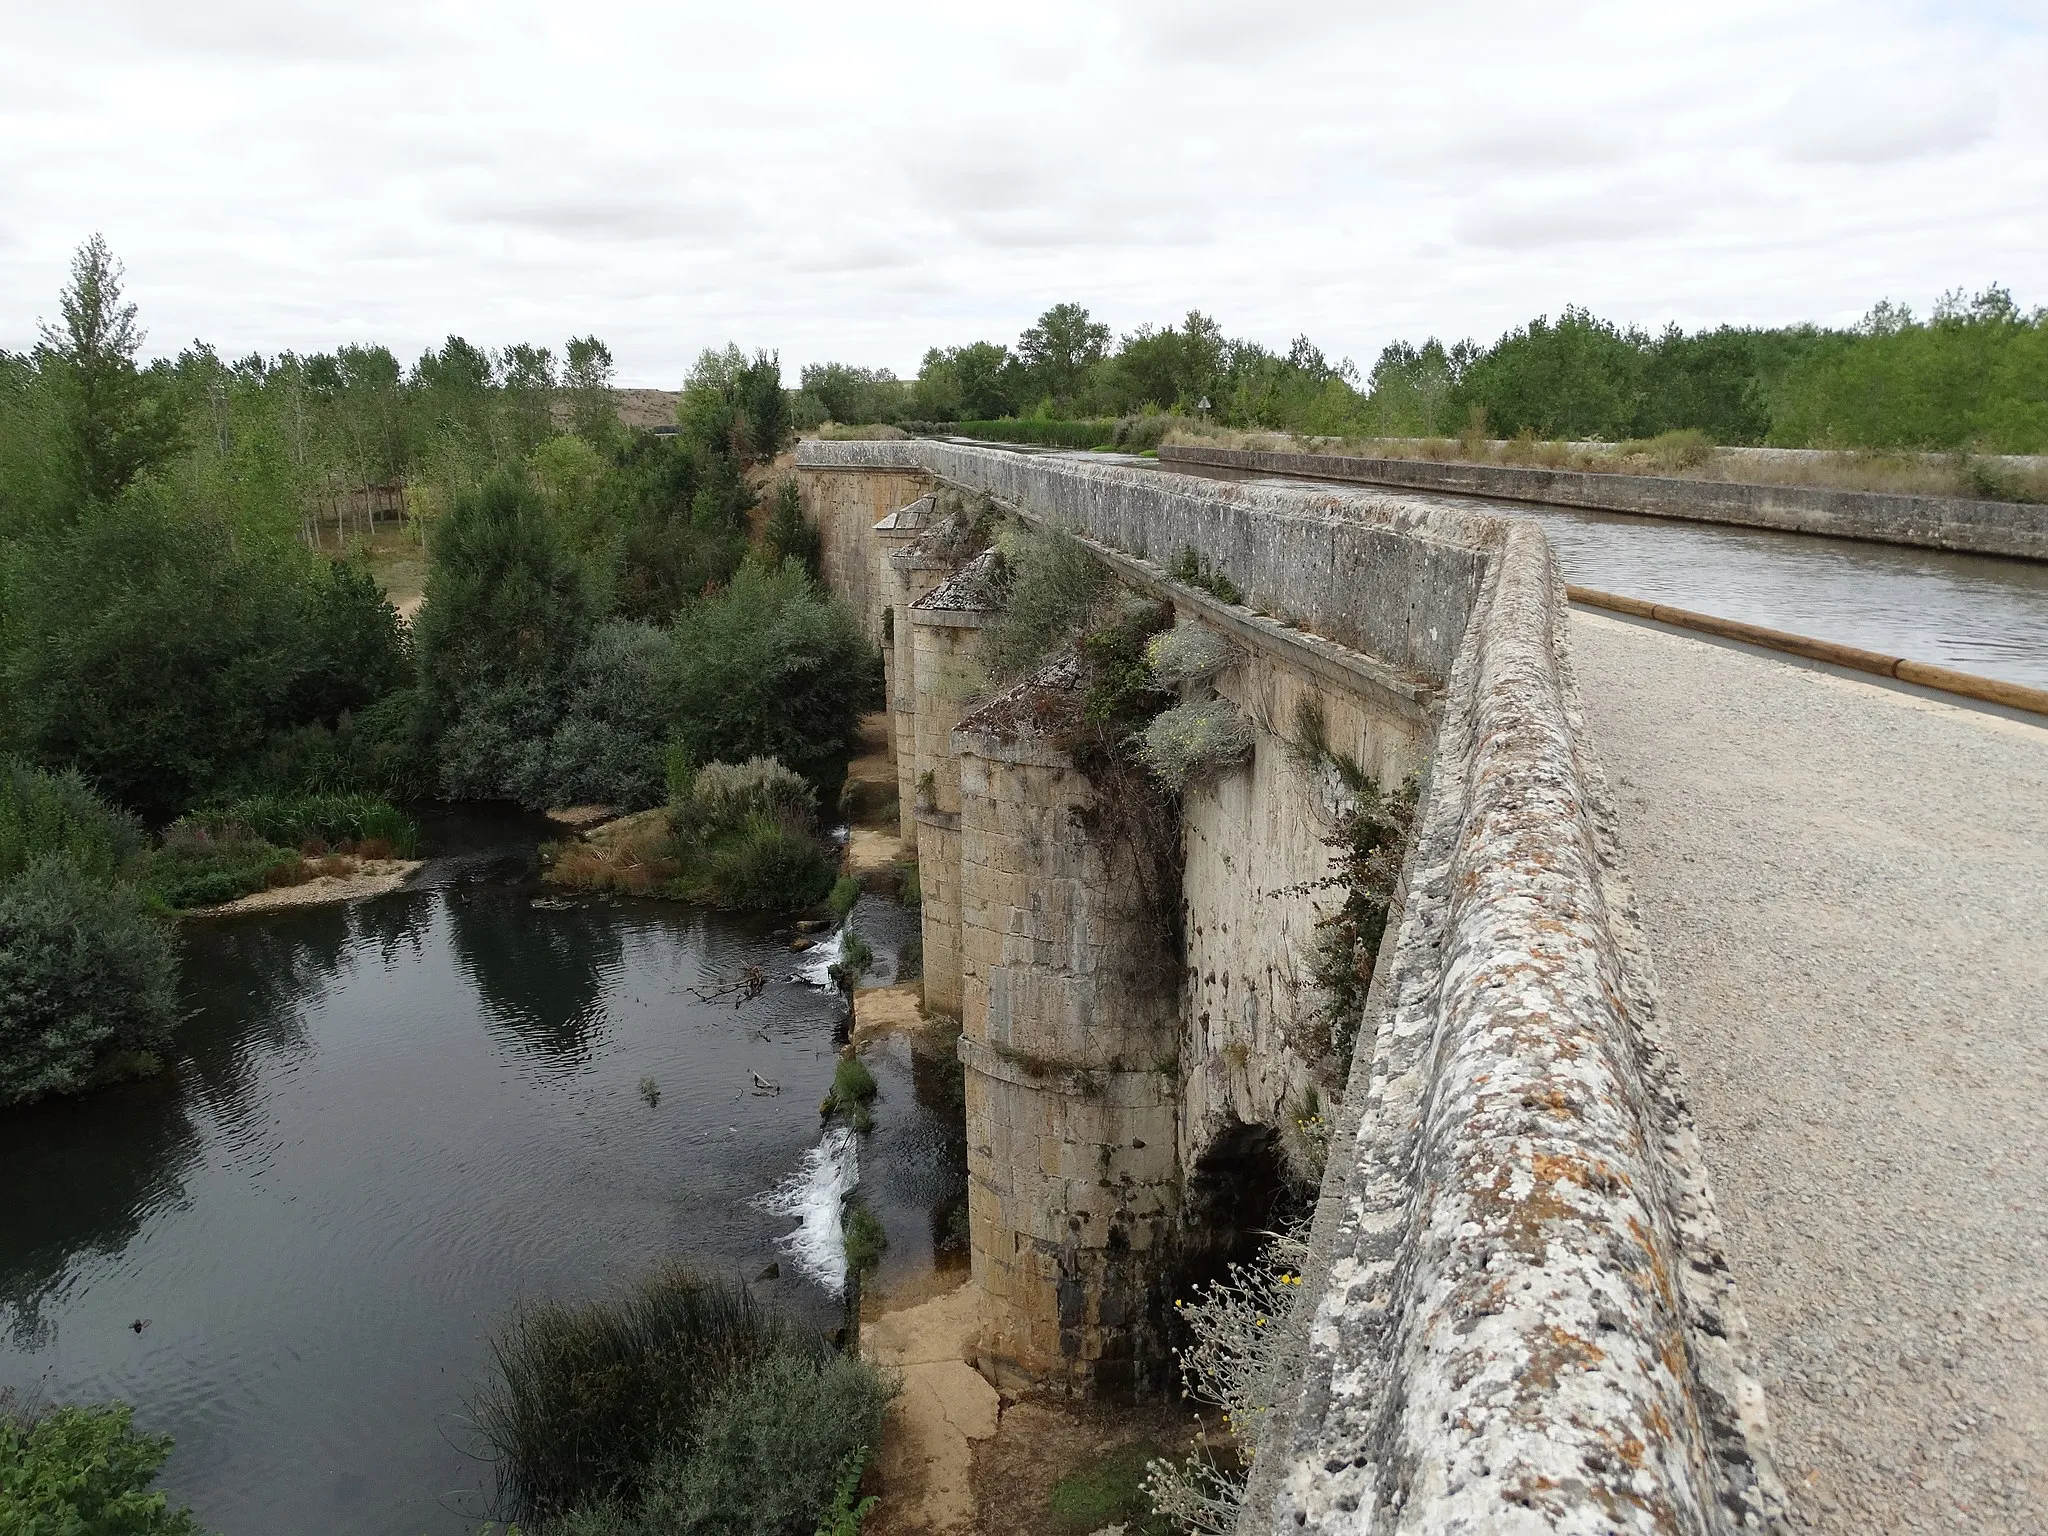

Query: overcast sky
[{"left": 2, "top": 0, "right": 2042, "bottom": 385}]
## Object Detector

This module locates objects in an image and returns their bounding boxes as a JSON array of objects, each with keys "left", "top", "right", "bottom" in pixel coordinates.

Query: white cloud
[{"left": 0, "top": 0, "right": 2040, "bottom": 382}]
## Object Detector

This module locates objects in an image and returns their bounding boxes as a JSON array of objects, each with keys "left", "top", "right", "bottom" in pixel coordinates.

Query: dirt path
[{"left": 1568, "top": 609, "right": 2048, "bottom": 1533}]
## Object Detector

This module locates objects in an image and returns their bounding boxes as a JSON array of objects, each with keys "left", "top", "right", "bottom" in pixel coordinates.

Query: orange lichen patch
[{"left": 1519, "top": 1324, "right": 1608, "bottom": 1391}]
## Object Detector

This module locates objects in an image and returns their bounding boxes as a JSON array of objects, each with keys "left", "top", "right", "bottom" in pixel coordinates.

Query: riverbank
[{"left": 184, "top": 856, "right": 423, "bottom": 915}]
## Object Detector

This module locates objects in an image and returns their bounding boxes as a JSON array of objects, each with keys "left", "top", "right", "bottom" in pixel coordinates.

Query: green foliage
[
  {"left": 1453, "top": 306, "right": 1649, "bottom": 441},
  {"left": 665, "top": 757, "right": 834, "bottom": 911},
  {"left": 1168, "top": 548, "right": 1244, "bottom": 605},
  {"left": 1048, "top": 1443, "right": 1173, "bottom": 1536},
  {"left": 471, "top": 1265, "right": 810, "bottom": 1524},
  {"left": 513, "top": 621, "right": 674, "bottom": 811},
  {"left": 138, "top": 822, "right": 300, "bottom": 911},
  {"left": 832, "top": 1054, "right": 877, "bottom": 1105},
  {"left": 190, "top": 792, "right": 417, "bottom": 855},
  {"left": 841, "top": 1202, "right": 886, "bottom": 1270},
  {"left": 763, "top": 478, "right": 823, "bottom": 580},
  {"left": 0, "top": 856, "right": 179, "bottom": 1105},
  {"left": 955, "top": 418, "right": 1117, "bottom": 449},
  {"left": 0, "top": 1401, "right": 205, "bottom": 1535},
  {"left": 660, "top": 561, "right": 879, "bottom": 802},
  {"left": 687, "top": 817, "right": 836, "bottom": 912},
  {"left": 1, "top": 492, "right": 410, "bottom": 822},
  {"left": 981, "top": 524, "right": 1108, "bottom": 683},
  {"left": 548, "top": 1355, "right": 894, "bottom": 1536},
  {"left": 909, "top": 341, "right": 1018, "bottom": 421},
  {"left": 1289, "top": 700, "right": 1417, "bottom": 1074},
  {"left": 811, "top": 1450, "right": 879, "bottom": 1536},
  {"left": 828, "top": 875, "right": 861, "bottom": 922},
  {"left": 798, "top": 364, "right": 909, "bottom": 427},
  {"left": 415, "top": 470, "right": 592, "bottom": 800},
  {"left": 0, "top": 759, "right": 146, "bottom": 885},
  {"left": 31, "top": 236, "right": 185, "bottom": 509}
]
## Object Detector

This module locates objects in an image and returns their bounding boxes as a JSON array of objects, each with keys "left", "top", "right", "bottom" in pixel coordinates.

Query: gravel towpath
[{"left": 1567, "top": 609, "right": 2048, "bottom": 1534}]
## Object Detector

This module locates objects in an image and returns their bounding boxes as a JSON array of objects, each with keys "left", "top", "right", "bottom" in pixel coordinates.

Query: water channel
[
  {"left": 0, "top": 811, "right": 963, "bottom": 1536},
  {"left": 1125, "top": 454, "right": 2048, "bottom": 693}
]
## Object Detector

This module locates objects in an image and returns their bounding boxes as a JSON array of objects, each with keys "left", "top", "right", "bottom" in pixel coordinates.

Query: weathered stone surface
[
  {"left": 795, "top": 441, "right": 1782, "bottom": 1534},
  {"left": 1162, "top": 441, "right": 2048, "bottom": 562}
]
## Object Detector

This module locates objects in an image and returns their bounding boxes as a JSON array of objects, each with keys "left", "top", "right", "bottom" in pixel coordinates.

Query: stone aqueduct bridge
[{"left": 797, "top": 441, "right": 1784, "bottom": 1535}]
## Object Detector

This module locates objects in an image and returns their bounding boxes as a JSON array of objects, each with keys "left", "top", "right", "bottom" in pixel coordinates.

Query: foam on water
[
  {"left": 796, "top": 926, "right": 844, "bottom": 990},
  {"left": 753, "top": 1125, "right": 858, "bottom": 1296}
]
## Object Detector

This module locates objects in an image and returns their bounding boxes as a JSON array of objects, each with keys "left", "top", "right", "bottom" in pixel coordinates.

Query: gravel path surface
[{"left": 1568, "top": 610, "right": 2048, "bottom": 1534}]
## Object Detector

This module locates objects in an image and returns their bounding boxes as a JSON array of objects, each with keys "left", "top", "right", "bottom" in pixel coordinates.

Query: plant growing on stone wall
[
  {"left": 1285, "top": 700, "right": 1417, "bottom": 1078},
  {"left": 1143, "top": 1223, "right": 1312, "bottom": 1535},
  {"left": 1137, "top": 699, "right": 1254, "bottom": 791},
  {"left": 1168, "top": 547, "right": 1244, "bottom": 605},
  {"left": 1278, "top": 1086, "right": 1331, "bottom": 1183},
  {"left": 981, "top": 522, "right": 1108, "bottom": 682},
  {"left": 1057, "top": 594, "right": 1185, "bottom": 992},
  {"left": 922, "top": 488, "right": 1002, "bottom": 568},
  {"left": 1143, "top": 622, "right": 1240, "bottom": 689}
]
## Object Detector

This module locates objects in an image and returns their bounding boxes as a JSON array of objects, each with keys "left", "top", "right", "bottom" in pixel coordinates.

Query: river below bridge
[
  {"left": 1130, "top": 454, "right": 2048, "bottom": 693},
  {"left": 0, "top": 810, "right": 962, "bottom": 1536}
]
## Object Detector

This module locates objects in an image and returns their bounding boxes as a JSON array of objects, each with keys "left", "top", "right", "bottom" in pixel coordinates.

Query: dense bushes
[
  {"left": 666, "top": 757, "right": 835, "bottom": 911},
  {"left": 0, "top": 1400, "right": 205, "bottom": 1535},
  {"left": 515, "top": 621, "right": 674, "bottom": 811},
  {"left": 662, "top": 561, "right": 879, "bottom": 802},
  {"left": 471, "top": 1266, "right": 892, "bottom": 1535},
  {"left": 0, "top": 761, "right": 177, "bottom": 1106},
  {"left": 0, "top": 856, "right": 179, "bottom": 1105}
]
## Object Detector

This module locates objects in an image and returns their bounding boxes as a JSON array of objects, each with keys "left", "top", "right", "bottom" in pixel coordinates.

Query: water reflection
[{"left": 0, "top": 830, "right": 961, "bottom": 1536}]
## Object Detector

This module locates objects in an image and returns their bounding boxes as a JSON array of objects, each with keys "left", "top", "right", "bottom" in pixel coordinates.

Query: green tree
[
  {"left": 660, "top": 561, "right": 877, "bottom": 800},
  {"left": 563, "top": 335, "right": 622, "bottom": 446},
  {"left": 1455, "top": 307, "right": 1648, "bottom": 440},
  {"left": 34, "top": 235, "right": 182, "bottom": 508},
  {"left": 911, "top": 342, "right": 1018, "bottom": 421},
  {"left": 0, "top": 1402, "right": 204, "bottom": 1534},
  {"left": 414, "top": 471, "right": 593, "bottom": 799},
  {"left": 798, "top": 363, "right": 907, "bottom": 425},
  {"left": 1017, "top": 303, "right": 1110, "bottom": 409}
]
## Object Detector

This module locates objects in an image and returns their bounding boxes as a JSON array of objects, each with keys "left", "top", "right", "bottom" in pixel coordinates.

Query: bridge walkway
[{"left": 1568, "top": 608, "right": 2048, "bottom": 1535}]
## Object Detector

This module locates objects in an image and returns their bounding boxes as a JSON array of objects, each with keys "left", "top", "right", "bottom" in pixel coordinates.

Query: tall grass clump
[
  {"left": 955, "top": 418, "right": 1117, "bottom": 449},
  {"left": 190, "top": 792, "right": 418, "bottom": 856},
  {"left": 665, "top": 756, "right": 835, "bottom": 912},
  {"left": 471, "top": 1266, "right": 808, "bottom": 1524}
]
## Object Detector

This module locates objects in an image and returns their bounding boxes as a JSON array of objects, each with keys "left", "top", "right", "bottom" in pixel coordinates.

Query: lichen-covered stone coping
[
  {"left": 876, "top": 492, "right": 935, "bottom": 533},
  {"left": 911, "top": 548, "right": 1005, "bottom": 614},
  {"left": 1263, "top": 523, "right": 1783, "bottom": 1534},
  {"left": 794, "top": 438, "right": 1782, "bottom": 1534}
]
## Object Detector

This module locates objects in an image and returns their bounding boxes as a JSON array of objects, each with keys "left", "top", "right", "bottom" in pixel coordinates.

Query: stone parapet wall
[
  {"left": 793, "top": 439, "right": 1782, "bottom": 1534},
  {"left": 1160, "top": 441, "right": 2048, "bottom": 562}
]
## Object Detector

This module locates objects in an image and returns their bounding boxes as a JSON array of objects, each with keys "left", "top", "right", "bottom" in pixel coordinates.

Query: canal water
[
  {"left": 1128, "top": 455, "right": 2048, "bottom": 693},
  {"left": 0, "top": 813, "right": 963, "bottom": 1536}
]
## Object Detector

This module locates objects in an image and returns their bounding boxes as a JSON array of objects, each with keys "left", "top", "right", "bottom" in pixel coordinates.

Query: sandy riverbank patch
[{"left": 188, "top": 859, "right": 422, "bottom": 916}]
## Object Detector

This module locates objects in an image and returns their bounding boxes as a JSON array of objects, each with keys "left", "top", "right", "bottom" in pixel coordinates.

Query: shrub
[
  {"left": 551, "top": 1353, "right": 895, "bottom": 1536},
  {"left": 660, "top": 561, "right": 878, "bottom": 802},
  {"left": 470, "top": 1266, "right": 809, "bottom": 1524},
  {"left": 0, "top": 759, "right": 146, "bottom": 885},
  {"left": 1138, "top": 700, "right": 1255, "bottom": 791},
  {"left": 685, "top": 757, "right": 817, "bottom": 832},
  {"left": 511, "top": 620, "right": 673, "bottom": 811},
  {"left": 688, "top": 817, "right": 836, "bottom": 912},
  {"left": 0, "top": 856, "right": 178, "bottom": 1106},
  {"left": 139, "top": 822, "right": 302, "bottom": 911},
  {"left": 832, "top": 1054, "right": 877, "bottom": 1106},
  {"left": 0, "top": 1401, "right": 205, "bottom": 1535},
  {"left": 981, "top": 524, "right": 1107, "bottom": 683},
  {"left": 955, "top": 418, "right": 1117, "bottom": 449},
  {"left": 1144, "top": 624, "right": 1240, "bottom": 689}
]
